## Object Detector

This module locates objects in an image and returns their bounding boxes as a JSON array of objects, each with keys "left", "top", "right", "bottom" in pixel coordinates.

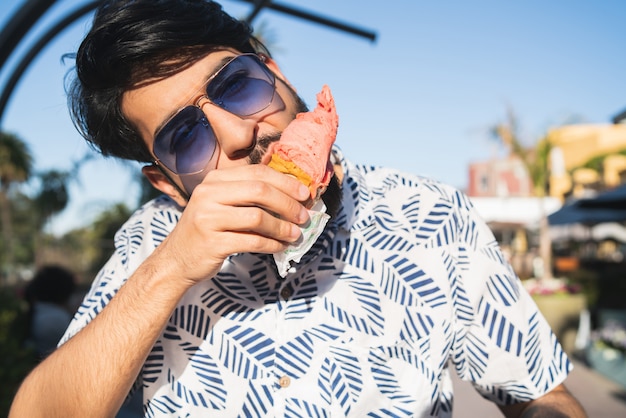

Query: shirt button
[
  {"left": 279, "top": 375, "right": 291, "bottom": 388},
  {"left": 280, "top": 285, "right": 293, "bottom": 300}
]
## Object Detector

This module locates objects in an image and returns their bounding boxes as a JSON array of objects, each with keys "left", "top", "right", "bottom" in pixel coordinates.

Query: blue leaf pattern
[
  {"left": 324, "top": 273, "right": 384, "bottom": 336},
  {"left": 285, "top": 398, "right": 330, "bottom": 417},
  {"left": 383, "top": 254, "right": 447, "bottom": 308},
  {"left": 239, "top": 381, "right": 273, "bottom": 417},
  {"left": 319, "top": 345, "right": 363, "bottom": 415},
  {"left": 115, "top": 221, "right": 144, "bottom": 267},
  {"left": 60, "top": 148, "right": 571, "bottom": 417},
  {"left": 368, "top": 346, "right": 425, "bottom": 406},
  {"left": 219, "top": 325, "right": 274, "bottom": 379},
  {"left": 166, "top": 342, "right": 227, "bottom": 409}
]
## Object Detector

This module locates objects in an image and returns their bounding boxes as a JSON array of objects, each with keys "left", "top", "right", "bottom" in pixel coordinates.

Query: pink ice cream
[{"left": 265, "top": 85, "right": 338, "bottom": 204}]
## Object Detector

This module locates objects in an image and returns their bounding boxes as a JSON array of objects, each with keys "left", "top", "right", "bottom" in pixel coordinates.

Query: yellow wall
[{"left": 547, "top": 124, "right": 626, "bottom": 199}]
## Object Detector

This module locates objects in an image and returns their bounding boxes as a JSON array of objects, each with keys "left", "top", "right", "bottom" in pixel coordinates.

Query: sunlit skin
[{"left": 123, "top": 49, "right": 301, "bottom": 204}]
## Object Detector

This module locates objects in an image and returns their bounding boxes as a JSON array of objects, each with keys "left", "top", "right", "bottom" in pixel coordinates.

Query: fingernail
[
  {"left": 290, "top": 224, "right": 302, "bottom": 240},
  {"left": 298, "top": 184, "right": 310, "bottom": 200},
  {"left": 299, "top": 206, "right": 310, "bottom": 224}
]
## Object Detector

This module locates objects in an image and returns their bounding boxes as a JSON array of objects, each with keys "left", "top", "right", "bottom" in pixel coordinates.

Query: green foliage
[
  {"left": 0, "top": 130, "right": 139, "bottom": 413},
  {"left": 564, "top": 268, "right": 600, "bottom": 308},
  {"left": 490, "top": 107, "right": 555, "bottom": 279},
  {"left": 7, "top": 192, "right": 38, "bottom": 265},
  {"left": 0, "top": 191, "right": 37, "bottom": 270},
  {"left": 25, "top": 201, "right": 134, "bottom": 280},
  {"left": 0, "top": 287, "right": 37, "bottom": 416},
  {"left": 490, "top": 108, "right": 552, "bottom": 197},
  {"left": 0, "top": 131, "right": 33, "bottom": 189},
  {"left": 0, "top": 131, "right": 34, "bottom": 280},
  {"left": 33, "top": 169, "right": 70, "bottom": 228},
  {"left": 577, "top": 149, "right": 626, "bottom": 176},
  {"left": 89, "top": 203, "right": 133, "bottom": 271}
]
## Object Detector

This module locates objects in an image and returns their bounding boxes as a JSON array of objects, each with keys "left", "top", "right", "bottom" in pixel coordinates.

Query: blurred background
[{"left": 1, "top": 0, "right": 626, "bottom": 415}]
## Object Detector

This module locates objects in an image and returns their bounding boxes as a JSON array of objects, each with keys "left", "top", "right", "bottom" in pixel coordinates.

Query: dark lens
[
  {"left": 154, "top": 106, "right": 217, "bottom": 174},
  {"left": 207, "top": 55, "right": 275, "bottom": 116}
]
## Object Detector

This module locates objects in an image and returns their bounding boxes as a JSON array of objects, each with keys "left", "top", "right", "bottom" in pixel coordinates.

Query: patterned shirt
[{"left": 61, "top": 147, "right": 571, "bottom": 417}]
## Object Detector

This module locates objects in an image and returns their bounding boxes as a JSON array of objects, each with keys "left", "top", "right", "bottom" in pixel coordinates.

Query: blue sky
[{"left": 1, "top": 0, "right": 625, "bottom": 234}]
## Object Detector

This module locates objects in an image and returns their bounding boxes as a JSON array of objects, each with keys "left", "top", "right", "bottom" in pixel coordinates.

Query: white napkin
[{"left": 273, "top": 199, "right": 330, "bottom": 277}]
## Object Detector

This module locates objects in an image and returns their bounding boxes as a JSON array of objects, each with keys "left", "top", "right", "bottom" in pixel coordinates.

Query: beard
[{"left": 247, "top": 87, "right": 342, "bottom": 219}]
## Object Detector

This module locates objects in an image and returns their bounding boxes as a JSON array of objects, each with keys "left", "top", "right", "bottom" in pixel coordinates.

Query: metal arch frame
[
  {"left": 237, "top": 0, "right": 377, "bottom": 41},
  {"left": 0, "top": 1, "right": 100, "bottom": 127},
  {"left": 0, "top": 0, "right": 56, "bottom": 70},
  {"left": 0, "top": 0, "right": 377, "bottom": 128}
]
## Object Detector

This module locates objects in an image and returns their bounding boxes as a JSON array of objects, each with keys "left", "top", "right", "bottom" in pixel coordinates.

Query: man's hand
[
  {"left": 157, "top": 164, "right": 311, "bottom": 287},
  {"left": 9, "top": 164, "right": 311, "bottom": 418},
  {"left": 499, "top": 384, "right": 587, "bottom": 418}
]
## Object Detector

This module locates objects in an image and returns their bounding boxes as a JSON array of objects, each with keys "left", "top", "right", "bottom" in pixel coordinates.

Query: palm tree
[
  {"left": 491, "top": 108, "right": 553, "bottom": 280},
  {"left": 33, "top": 170, "right": 69, "bottom": 229},
  {"left": 30, "top": 169, "right": 70, "bottom": 265},
  {"left": 0, "top": 131, "right": 33, "bottom": 283}
]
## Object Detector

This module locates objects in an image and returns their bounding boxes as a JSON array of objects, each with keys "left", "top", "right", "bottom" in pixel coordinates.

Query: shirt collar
[{"left": 330, "top": 145, "right": 374, "bottom": 232}]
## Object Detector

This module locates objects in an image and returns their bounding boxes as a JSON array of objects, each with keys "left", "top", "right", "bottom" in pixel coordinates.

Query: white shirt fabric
[{"left": 61, "top": 146, "right": 571, "bottom": 417}]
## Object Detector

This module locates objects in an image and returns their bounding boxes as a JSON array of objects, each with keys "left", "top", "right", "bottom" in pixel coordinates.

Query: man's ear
[{"left": 141, "top": 165, "right": 189, "bottom": 207}]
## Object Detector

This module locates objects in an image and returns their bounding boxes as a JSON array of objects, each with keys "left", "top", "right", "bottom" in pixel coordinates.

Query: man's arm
[
  {"left": 9, "top": 165, "right": 310, "bottom": 417},
  {"left": 499, "top": 383, "right": 587, "bottom": 418},
  {"left": 10, "top": 255, "right": 193, "bottom": 417}
]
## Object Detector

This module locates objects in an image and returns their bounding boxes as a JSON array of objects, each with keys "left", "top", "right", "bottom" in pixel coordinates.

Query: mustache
[
  {"left": 248, "top": 89, "right": 309, "bottom": 165},
  {"left": 247, "top": 88, "right": 309, "bottom": 165},
  {"left": 247, "top": 132, "right": 282, "bottom": 165},
  {"left": 246, "top": 97, "right": 286, "bottom": 165}
]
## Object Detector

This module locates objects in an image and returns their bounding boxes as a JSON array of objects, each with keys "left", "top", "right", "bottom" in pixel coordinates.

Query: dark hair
[
  {"left": 68, "top": 0, "right": 264, "bottom": 162},
  {"left": 25, "top": 265, "right": 76, "bottom": 305}
]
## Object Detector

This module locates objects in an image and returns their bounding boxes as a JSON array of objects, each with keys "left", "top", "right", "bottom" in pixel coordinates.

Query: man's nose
[{"left": 200, "top": 103, "right": 258, "bottom": 160}]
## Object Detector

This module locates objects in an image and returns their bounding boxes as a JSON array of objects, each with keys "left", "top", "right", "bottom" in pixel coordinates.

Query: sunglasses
[{"left": 152, "top": 53, "right": 277, "bottom": 176}]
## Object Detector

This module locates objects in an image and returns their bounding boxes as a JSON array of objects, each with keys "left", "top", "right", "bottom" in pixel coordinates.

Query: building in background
[
  {"left": 548, "top": 121, "right": 626, "bottom": 201},
  {"left": 467, "top": 155, "right": 533, "bottom": 197},
  {"left": 467, "top": 108, "right": 626, "bottom": 278}
]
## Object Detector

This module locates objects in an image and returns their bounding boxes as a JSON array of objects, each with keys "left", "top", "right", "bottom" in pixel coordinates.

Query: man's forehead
[{"left": 122, "top": 49, "right": 240, "bottom": 134}]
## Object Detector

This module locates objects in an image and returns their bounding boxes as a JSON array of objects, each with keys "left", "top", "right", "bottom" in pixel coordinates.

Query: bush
[{"left": 0, "top": 286, "right": 37, "bottom": 416}]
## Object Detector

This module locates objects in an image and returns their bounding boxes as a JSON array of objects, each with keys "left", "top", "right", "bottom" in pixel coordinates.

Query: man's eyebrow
[{"left": 152, "top": 55, "right": 236, "bottom": 139}]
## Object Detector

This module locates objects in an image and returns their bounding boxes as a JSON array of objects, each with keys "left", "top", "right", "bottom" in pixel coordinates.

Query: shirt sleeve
[
  {"left": 449, "top": 195, "right": 571, "bottom": 405},
  {"left": 59, "top": 196, "right": 179, "bottom": 345},
  {"left": 58, "top": 254, "right": 128, "bottom": 345},
  {"left": 57, "top": 198, "right": 179, "bottom": 406}
]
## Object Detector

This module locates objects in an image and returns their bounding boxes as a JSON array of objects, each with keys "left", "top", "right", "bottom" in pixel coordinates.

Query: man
[{"left": 11, "top": 1, "right": 586, "bottom": 417}]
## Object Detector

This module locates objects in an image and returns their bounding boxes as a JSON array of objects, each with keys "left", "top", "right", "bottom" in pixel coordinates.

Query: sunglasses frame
[{"left": 152, "top": 53, "right": 276, "bottom": 176}]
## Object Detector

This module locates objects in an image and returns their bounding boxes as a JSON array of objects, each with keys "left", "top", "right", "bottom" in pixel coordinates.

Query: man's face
[{"left": 121, "top": 48, "right": 306, "bottom": 203}]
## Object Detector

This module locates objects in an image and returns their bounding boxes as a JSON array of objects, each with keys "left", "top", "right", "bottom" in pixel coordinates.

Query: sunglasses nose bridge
[{"left": 194, "top": 94, "right": 210, "bottom": 109}]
